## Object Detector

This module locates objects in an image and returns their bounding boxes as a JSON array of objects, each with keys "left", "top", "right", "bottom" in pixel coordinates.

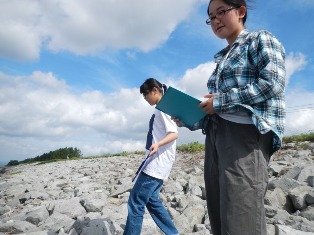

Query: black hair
[
  {"left": 207, "top": 0, "right": 252, "bottom": 25},
  {"left": 140, "top": 78, "right": 167, "bottom": 95}
]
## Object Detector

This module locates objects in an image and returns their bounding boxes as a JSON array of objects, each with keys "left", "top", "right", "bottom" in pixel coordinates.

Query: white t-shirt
[{"left": 143, "top": 109, "right": 178, "bottom": 180}]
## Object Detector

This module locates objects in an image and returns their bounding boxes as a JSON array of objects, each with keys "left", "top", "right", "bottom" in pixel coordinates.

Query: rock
[
  {"left": 300, "top": 206, "right": 314, "bottom": 221},
  {"left": 276, "top": 224, "right": 314, "bottom": 235},
  {"left": 265, "top": 187, "right": 294, "bottom": 213},
  {"left": 80, "top": 198, "right": 106, "bottom": 212},
  {"left": 38, "top": 212, "right": 75, "bottom": 233},
  {"left": 0, "top": 141, "right": 313, "bottom": 234},
  {"left": 0, "top": 220, "right": 37, "bottom": 234},
  {"left": 50, "top": 197, "right": 86, "bottom": 218},
  {"left": 25, "top": 205, "right": 49, "bottom": 225},
  {"left": 288, "top": 186, "right": 313, "bottom": 210}
]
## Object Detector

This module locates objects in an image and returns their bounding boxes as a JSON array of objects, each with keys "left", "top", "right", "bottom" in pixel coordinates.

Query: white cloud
[
  {"left": 0, "top": 71, "right": 153, "bottom": 161},
  {"left": 0, "top": 49, "right": 312, "bottom": 162},
  {"left": 0, "top": 0, "right": 43, "bottom": 60},
  {"left": 0, "top": 0, "right": 201, "bottom": 60},
  {"left": 0, "top": 62, "right": 215, "bottom": 161},
  {"left": 285, "top": 90, "right": 314, "bottom": 136},
  {"left": 171, "top": 61, "right": 216, "bottom": 99},
  {"left": 285, "top": 52, "right": 307, "bottom": 86}
]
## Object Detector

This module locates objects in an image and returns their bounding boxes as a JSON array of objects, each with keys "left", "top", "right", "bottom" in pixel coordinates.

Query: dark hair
[
  {"left": 207, "top": 0, "right": 252, "bottom": 25},
  {"left": 140, "top": 78, "right": 167, "bottom": 95}
]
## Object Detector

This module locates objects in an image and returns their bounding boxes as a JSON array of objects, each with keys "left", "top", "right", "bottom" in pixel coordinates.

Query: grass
[
  {"left": 283, "top": 132, "right": 314, "bottom": 143},
  {"left": 177, "top": 141, "right": 205, "bottom": 153},
  {"left": 7, "top": 133, "right": 314, "bottom": 167},
  {"left": 10, "top": 171, "right": 22, "bottom": 175}
]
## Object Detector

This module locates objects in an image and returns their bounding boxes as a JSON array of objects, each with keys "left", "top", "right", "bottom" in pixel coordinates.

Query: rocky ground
[{"left": 0, "top": 141, "right": 314, "bottom": 235}]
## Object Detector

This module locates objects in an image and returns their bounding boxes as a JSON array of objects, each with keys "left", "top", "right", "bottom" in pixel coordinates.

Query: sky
[{"left": 1, "top": 0, "right": 314, "bottom": 164}]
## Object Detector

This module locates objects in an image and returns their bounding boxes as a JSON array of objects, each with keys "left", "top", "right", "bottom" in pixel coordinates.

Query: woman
[
  {"left": 124, "top": 78, "right": 179, "bottom": 235},
  {"left": 174, "top": 0, "right": 285, "bottom": 234}
]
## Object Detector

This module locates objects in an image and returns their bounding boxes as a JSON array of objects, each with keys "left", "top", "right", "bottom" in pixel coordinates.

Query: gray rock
[
  {"left": 268, "top": 177, "right": 304, "bottom": 192},
  {"left": 25, "top": 205, "right": 49, "bottom": 225},
  {"left": 284, "top": 165, "right": 304, "bottom": 180},
  {"left": 265, "top": 187, "right": 294, "bottom": 213},
  {"left": 308, "top": 176, "right": 314, "bottom": 187},
  {"left": 300, "top": 206, "right": 314, "bottom": 221},
  {"left": 289, "top": 186, "right": 313, "bottom": 210},
  {"left": 19, "top": 231, "right": 57, "bottom": 235},
  {"left": 0, "top": 220, "right": 37, "bottom": 234},
  {"left": 80, "top": 218, "right": 115, "bottom": 235},
  {"left": 0, "top": 205, "right": 11, "bottom": 216},
  {"left": 306, "top": 190, "right": 314, "bottom": 205},
  {"left": 38, "top": 212, "right": 75, "bottom": 233},
  {"left": 162, "top": 181, "right": 184, "bottom": 195},
  {"left": 80, "top": 198, "right": 106, "bottom": 212},
  {"left": 276, "top": 224, "right": 314, "bottom": 235},
  {"left": 1, "top": 142, "right": 314, "bottom": 234},
  {"left": 51, "top": 197, "right": 86, "bottom": 218},
  {"left": 297, "top": 164, "right": 314, "bottom": 183}
]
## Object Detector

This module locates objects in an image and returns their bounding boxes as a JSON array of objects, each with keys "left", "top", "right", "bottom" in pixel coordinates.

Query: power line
[
  {"left": 285, "top": 103, "right": 314, "bottom": 113},
  {"left": 284, "top": 103, "right": 314, "bottom": 136}
]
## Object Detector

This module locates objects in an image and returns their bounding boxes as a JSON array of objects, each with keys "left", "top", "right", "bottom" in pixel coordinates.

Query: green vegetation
[
  {"left": 10, "top": 171, "right": 22, "bottom": 175},
  {"left": 86, "top": 150, "right": 146, "bottom": 159},
  {"left": 7, "top": 147, "right": 82, "bottom": 166},
  {"left": 7, "top": 133, "right": 313, "bottom": 167},
  {"left": 7, "top": 160, "right": 19, "bottom": 166},
  {"left": 283, "top": 132, "right": 314, "bottom": 143},
  {"left": 177, "top": 141, "right": 205, "bottom": 153}
]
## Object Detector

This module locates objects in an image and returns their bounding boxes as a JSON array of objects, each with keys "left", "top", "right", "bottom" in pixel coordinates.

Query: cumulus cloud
[
  {"left": 171, "top": 61, "right": 216, "bottom": 99},
  {"left": 0, "top": 49, "right": 312, "bottom": 162},
  {"left": 285, "top": 90, "right": 314, "bottom": 135},
  {"left": 0, "top": 71, "right": 153, "bottom": 160},
  {"left": 0, "top": 1, "right": 43, "bottom": 60},
  {"left": 0, "top": 0, "right": 201, "bottom": 60},
  {"left": 284, "top": 52, "right": 313, "bottom": 135},
  {"left": 285, "top": 52, "right": 307, "bottom": 86},
  {"left": 0, "top": 61, "right": 215, "bottom": 161}
]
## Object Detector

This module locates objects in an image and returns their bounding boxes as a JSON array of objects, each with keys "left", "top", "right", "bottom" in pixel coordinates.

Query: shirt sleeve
[{"left": 160, "top": 111, "right": 178, "bottom": 133}]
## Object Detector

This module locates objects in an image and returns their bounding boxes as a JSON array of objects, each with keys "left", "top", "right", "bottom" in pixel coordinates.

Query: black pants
[{"left": 204, "top": 114, "right": 273, "bottom": 235}]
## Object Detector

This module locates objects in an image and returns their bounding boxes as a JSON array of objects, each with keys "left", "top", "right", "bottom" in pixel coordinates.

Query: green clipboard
[{"left": 156, "top": 86, "right": 206, "bottom": 127}]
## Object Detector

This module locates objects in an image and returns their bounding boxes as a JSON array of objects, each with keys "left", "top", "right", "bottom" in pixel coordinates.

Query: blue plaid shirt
[{"left": 193, "top": 30, "right": 286, "bottom": 153}]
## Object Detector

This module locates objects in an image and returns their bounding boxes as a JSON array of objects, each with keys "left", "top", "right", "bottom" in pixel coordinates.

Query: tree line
[{"left": 7, "top": 147, "right": 82, "bottom": 166}]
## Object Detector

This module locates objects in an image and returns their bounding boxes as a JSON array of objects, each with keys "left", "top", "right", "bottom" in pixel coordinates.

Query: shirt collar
[{"left": 214, "top": 29, "right": 249, "bottom": 63}]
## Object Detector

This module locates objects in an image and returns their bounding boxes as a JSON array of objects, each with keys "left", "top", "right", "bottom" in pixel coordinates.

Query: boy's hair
[
  {"left": 140, "top": 78, "right": 167, "bottom": 95},
  {"left": 207, "top": 0, "right": 252, "bottom": 25}
]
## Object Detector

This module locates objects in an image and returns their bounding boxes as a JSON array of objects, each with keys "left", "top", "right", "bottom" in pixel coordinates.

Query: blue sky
[{"left": 1, "top": 0, "right": 314, "bottom": 163}]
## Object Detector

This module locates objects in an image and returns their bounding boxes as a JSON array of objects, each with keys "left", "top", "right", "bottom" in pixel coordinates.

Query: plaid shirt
[{"left": 193, "top": 30, "right": 286, "bottom": 153}]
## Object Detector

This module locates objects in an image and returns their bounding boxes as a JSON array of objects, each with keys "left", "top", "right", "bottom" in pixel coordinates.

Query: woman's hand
[
  {"left": 149, "top": 132, "right": 178, "bottom": 157},
  {"left": 171, "top": 117, "right": 184, "bottom": 127},
  {"left": 199, "top": 94, "right": 215, "bottom": 115},
  {"left": 149, "top": 143, "right": 159, "bottom": 156}
]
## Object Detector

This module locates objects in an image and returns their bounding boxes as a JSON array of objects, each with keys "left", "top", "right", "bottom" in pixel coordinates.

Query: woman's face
[
  {"left": 208, "top": 0, "right": 245, "bottom": 45},
  {"left": 143, "top": 87, "right": 161, "bottom": 106}
]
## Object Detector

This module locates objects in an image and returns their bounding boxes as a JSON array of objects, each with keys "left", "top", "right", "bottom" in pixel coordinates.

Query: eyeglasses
[{"left": 206, "top": 7, "right": 237, "bottom": 25}]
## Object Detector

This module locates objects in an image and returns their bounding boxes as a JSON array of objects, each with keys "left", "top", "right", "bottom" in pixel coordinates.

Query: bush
[
  {"left": 283, "top": 132, "right": 314, "bottom": 143},
  {"left": 177, "top": 142, "right": 205, "bottom": 153},
  {"left": 18, "top": 147, "right": 83, "bottom": 164},
  {"left": 7, "top": 160, "right": 19, "bottom": 166}
]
